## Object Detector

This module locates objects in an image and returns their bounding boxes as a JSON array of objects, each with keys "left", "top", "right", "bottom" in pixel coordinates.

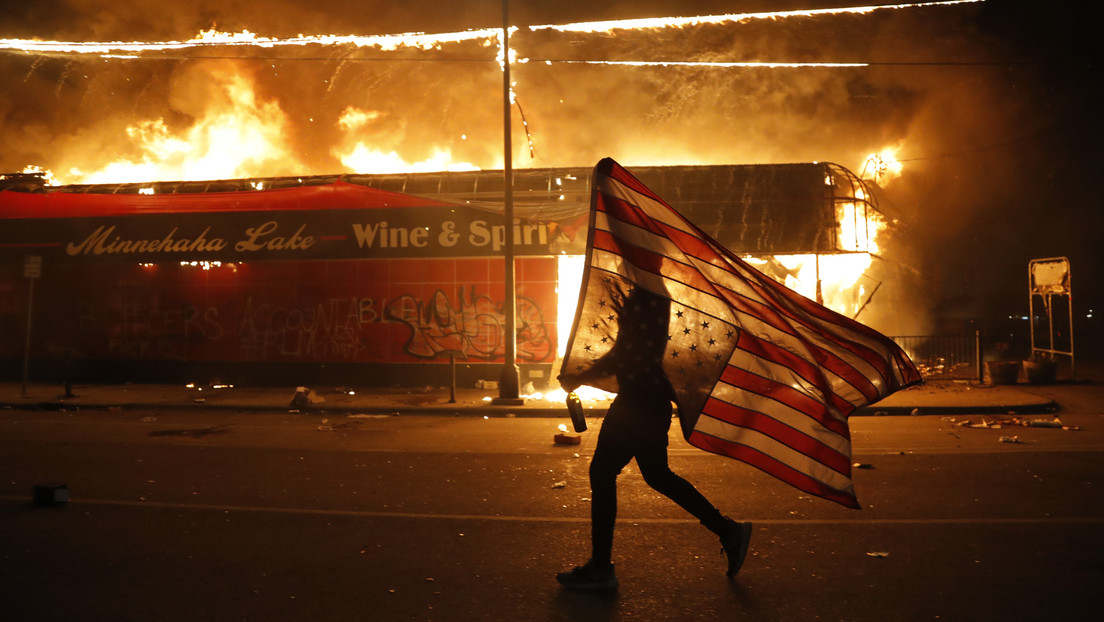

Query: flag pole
[{"left": 494, "top": 0, "right": 523, "bottom": 405}]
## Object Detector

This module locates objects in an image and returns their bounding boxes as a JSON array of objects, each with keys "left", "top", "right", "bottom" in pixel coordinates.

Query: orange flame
[{"left": 59, "top": 64, "right": 303, "bottom": 185}]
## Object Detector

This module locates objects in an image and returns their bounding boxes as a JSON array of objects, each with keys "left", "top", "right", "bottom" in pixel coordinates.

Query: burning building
[{"left": 0, "top": 161, "right": 918, "bottom": 388}]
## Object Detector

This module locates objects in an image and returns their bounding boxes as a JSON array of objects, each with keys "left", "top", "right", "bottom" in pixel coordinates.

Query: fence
[{"left": 891, "top": 333, "right": 981, "bottom": 381}]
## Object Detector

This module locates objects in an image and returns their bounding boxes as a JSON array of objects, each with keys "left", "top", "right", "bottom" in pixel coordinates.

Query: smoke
[{"left": 1, "top": 0, "right": 1100, "bottom": 321}]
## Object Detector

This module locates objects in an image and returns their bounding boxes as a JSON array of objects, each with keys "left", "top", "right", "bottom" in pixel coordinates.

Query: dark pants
[{"left": 589, "top": 395, "right": 727, "bottom": 565}]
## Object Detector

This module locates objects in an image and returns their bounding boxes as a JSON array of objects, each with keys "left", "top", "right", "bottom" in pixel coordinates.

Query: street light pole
[{"left": 494, "top": 0, "right": 523, "bottom": 405}]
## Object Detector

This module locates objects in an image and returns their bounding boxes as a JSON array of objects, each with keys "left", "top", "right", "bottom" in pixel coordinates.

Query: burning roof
[{"left": 2, "top": 161, "right": 883, "bottom": 258}]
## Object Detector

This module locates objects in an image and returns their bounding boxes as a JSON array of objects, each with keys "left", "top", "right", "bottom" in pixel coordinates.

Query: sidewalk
[{"left": 0, "top": 377, "right": 1064, "bottom": 417}]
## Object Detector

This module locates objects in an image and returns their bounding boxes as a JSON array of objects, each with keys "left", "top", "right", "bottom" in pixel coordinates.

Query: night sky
[{"left": 1, "top": 1, "right": 1101, "bottom": 349}]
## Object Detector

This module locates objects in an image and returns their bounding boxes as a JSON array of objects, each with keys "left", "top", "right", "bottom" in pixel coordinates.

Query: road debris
[
  {"left": 551, "top": 480, "right": 567, "bottom": 489},
  {"left": 290, "top": 386, "right": 324, "bottom": 410},
  {"left": 998, "top": 435, "right": 1021, "bottom": 444},
  {"left": 866, "top": 551, "right": 890, "bottom": 558},
  {"left": 957, "top": 416, "right": 1076, "bottom": 431}
]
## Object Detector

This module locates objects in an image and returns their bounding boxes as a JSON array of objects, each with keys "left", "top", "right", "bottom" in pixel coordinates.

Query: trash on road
[
  {"left": 290, "top": 386, "right": 324, "bottom": 410},
  {"left": 998, "top": 435, "right": 1021, "bottom": 444},
  {"left": 958, "top": 416, "right": 1075, "bottom": 431},
  {"left": 551, "top": 480, "right": 567, "bottom": 489},
  {"left": 554, "top": 424, "right": 582, "bottom": 445},
  {"left": 866, "top": 551, "right": 890, "bottom": 558}
]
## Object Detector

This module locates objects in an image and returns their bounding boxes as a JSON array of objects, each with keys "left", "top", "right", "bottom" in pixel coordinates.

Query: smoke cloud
[{"left": 1, "top": 1, "right": 1101, "bottom": 329}]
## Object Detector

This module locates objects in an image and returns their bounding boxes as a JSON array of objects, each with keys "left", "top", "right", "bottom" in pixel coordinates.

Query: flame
[
  {"left": 5, "top": 2, "right": 966, "bottom": 184},
  {"left": 19, "top": 165, "right": 59, "bottom": 186},
  {"left": 772, "top": 253, "right": 873, "bottom": 316},
  {"left": 0, "top": 27, "right": 500, "bottom": 55},
  {"left": 529, "top": 1, "right": 981, "bottom": 33},
  {"left": 338, "top": 145, "right": 478, "bottom": 174},
  {"left": 334, "top": 106, "right": 478, "bottom": 174},
  {"left": 838, "top": 199, "right": 886, "bottom": 254},
  {"left": 59, "top": 64, "right": 303, "bottom": 185},
  {"left": 556, "top": 255, "right": 586, "bottom": 359},
  {"left": 861, "top": 147, "right": 904, "bottom": 185},
  {"left": 0, "top": 1, "right": 981, "bottom": 57}
]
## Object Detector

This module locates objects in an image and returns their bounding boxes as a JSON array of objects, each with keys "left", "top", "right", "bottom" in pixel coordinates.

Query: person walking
[{"left": 556, "top": 286, "right": 752, "bottom": 591}]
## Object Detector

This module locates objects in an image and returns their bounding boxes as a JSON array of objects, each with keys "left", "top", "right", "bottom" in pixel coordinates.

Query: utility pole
[{"left": 494, "top": 0, "right": 524, "bottom": 405}]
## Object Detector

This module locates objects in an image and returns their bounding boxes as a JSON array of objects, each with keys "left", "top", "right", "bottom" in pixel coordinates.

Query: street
[{"left": 2, "top": 404, "right": 1102, "bottom": 621}]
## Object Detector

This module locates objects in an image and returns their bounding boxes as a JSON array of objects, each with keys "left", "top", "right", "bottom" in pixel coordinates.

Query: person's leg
[
  {"left": 634, "top": 446, "right": 728, "bottom": 535},
  {"left": 557, "top": 416, "right": 634, "bottom": 591},
  {"left": 588, "top": 421, "right": 634, "bottom": 565},
  {"left": 635, "top": 443, "right": 753, "bottom": 577}
]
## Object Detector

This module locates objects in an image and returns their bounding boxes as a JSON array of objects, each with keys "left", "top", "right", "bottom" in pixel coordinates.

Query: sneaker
[
  {"left": 720, "top": 519, "right": 752, "bottom": 578},
  {"left": 556, "top": 560, "right": 618, "bottom": 591}
]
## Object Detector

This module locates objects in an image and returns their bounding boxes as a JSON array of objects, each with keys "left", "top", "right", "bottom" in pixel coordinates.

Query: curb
[
  {"left": 3, "top": 397, "right": 1058, "bottom": 417},
  {"left": 855, "top": 401, "right": 1059, "bottom": 417},
  {"left": 0, "top": 399, "right": 599, "bottom": 418}
]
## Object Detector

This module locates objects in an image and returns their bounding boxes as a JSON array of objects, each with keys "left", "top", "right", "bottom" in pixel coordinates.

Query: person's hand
[{"left": 558, "top": 373, "right": 581, "bottom": 393}]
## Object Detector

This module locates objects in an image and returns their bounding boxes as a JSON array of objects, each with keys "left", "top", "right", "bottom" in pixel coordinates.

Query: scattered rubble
[{"left": 953, "top": 416, "right": 1079, "bottom": 431}]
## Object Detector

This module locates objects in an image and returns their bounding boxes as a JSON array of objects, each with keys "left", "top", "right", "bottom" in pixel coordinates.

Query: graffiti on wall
[
  {"left": 238, "top": 297, "right": 378, "bottom": 361},
  {"left": 5, "top": 259, "right": 557, "bottom": 365},
  {"left": 385, "top": 287, "right": 552, "bottom": 362}
]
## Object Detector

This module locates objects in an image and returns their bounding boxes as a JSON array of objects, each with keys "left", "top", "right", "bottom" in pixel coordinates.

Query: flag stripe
[
  {"left": 690, "top": 415, "right": 854, "bottom": 492},
  {"left": 718, "top": 365, "right": 834, "bottom": 426},
  {"left": 735, "top": 331, "right": 857, "bottom": 417},
  {"left": 706, "top": 379, "right": 851, "bottom": 454},
  {"left": 688, "top": 429, "right": 860, "bottom": 509},
  {"left": 700, "top": 397, "right": 852, "bottom": 475}
]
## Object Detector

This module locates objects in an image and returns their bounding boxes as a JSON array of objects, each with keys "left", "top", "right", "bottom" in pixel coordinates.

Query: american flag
[{"left": 561, "top": 158, "right": 922, "bottom": 508}]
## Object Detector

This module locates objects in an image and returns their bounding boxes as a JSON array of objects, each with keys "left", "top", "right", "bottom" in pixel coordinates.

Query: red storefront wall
[{"left": 1, "top": 256, "right": 558, "bottom": 386}]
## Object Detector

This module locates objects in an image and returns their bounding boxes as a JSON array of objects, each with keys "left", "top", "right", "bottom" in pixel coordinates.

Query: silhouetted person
[{"left": 556, "top": 285, "right": 752, "bottom": 591}]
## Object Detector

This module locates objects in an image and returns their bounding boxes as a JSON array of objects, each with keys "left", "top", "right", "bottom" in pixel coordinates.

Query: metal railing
[{"left": 891, "top": 333, "right": 981, "bottom": 381}]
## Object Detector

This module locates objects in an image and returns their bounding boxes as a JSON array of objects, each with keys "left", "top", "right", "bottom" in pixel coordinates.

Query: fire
[
  {"left": 768, "top": 253, "right": 874, "bottom": 317},
  {"left": 60, "top": 64, "right": 303, "bottom": 185},
  {"left": 334, "top": 106, "right": 478, "bottom": 174},
  {"left": 529, "top": 1, "right": 981, "bottom": 34},
  {"left": 338, "top": 146, "right": 478, "bottom": 174},
  {"left": 861, "top": 147, "right": 904, "bottom": 185},
  {"left": 0, "top": 27, "right": 500, "bottom": 56},
  {"left": 838, "top": 197, "right": 886, "bottom": 254},
  {"left": 531, "top": 254, "right": 616, "bottom": 404},
  {"left": 19, "top": 165, "right": 59, "bottom": 186}
]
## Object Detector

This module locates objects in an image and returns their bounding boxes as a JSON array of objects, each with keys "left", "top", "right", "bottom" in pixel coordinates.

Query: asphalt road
[{"left": 2, "top": 406, "right": 1102, "bottom": 621}]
